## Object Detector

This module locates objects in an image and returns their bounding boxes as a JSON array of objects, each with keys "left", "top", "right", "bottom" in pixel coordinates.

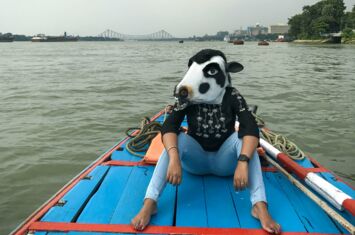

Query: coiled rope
[
  {"left": 125, "top": 105, "right": 173, "bottom": 158},
  {"left": 125, "top": 117, "right": 162, "bottom": 158},
  {"left": 253, "top": 113, "right": 306, "bottom": 160}
]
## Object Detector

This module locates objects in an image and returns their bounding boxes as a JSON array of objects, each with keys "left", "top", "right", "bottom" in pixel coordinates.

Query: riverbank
[
  {"left": 342, "top": 38, "right": 355, "bottom": 44},
  {"left": 293, "top": 39, "right": 355, "bottom": 44}
]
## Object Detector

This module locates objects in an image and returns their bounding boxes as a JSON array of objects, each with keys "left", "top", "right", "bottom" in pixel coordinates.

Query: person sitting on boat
[{"left": 131, "top": 49, "right": 281, "bottom": 234}]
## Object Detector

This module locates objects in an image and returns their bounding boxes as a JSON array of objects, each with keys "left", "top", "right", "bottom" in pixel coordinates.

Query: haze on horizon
[{"left": 1, "top": 0, "right": 354, "bottom": 37}]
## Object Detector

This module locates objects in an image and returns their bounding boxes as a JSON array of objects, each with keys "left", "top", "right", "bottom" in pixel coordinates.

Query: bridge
[{"left": 97, "top": 29, "right": 175, "bottom": 41}]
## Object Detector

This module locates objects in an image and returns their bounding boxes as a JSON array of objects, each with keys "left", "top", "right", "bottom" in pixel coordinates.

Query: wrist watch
[{"left": 238, "top": 154, "right": 250, "bottom": 163}]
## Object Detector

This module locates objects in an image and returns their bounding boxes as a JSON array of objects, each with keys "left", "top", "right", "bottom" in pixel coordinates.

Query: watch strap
[{"left": 238, "top": 154, "right": 250, "bottom": 163}]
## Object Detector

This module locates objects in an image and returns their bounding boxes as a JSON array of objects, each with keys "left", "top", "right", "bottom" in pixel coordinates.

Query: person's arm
[
  {"left": 162, "top": 133, "right": 181, "bottom": 185},
  {"left": 160, "top": 107, "right": 186, "bottom": 185},
  {"left": 232, "top": 90, "right": 260, "bottom": 191}
]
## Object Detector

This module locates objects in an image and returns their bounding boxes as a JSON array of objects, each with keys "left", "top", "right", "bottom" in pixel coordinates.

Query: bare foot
[
  {"left": 131, "top": 199, "right": 157, "bottom": 230},
  {"left": 252, "top": 202, "right": 281, "bottom": 234}
]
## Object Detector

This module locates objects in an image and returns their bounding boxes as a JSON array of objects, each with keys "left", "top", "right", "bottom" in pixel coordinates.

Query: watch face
[{"left": 238, "top": 155, "right": 250, "bottom": 162}]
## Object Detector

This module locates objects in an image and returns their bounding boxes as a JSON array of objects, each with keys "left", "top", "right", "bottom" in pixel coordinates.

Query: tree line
[{"left": 288, "top": 0, "right": 355, "bottom": 39}]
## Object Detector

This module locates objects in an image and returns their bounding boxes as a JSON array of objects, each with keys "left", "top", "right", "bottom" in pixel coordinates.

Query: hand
[
  {"left": 166, "top": 155, "right": 182, "bottom": 185},
  {"left": 234, "top": 161, "right": 249, "bottom": 191}
]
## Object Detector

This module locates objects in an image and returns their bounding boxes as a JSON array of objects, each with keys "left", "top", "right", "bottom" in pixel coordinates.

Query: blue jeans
[{"left": 145, "top": 132, "right": 267, "bottom": 206}]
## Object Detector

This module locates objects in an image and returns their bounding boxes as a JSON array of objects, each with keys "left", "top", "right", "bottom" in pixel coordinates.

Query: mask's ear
[{"left": 227, "top": 62, "right": 244, "bottom": 73}]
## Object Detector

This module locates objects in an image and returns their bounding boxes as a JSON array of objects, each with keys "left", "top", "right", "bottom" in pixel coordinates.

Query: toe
[
  {"left": 275, "top": 223, "right": 281, "bottom": 234},
  {"left": 263, "top": 224, "right": 274, "bottom": 233},
  {"left": 138, "top": 219, "right": 146, "bottom": 230},
  {"left": 131, "top": 218, "right": 138, "bottom": 230}
]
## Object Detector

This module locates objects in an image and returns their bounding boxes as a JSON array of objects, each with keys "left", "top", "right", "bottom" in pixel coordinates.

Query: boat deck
[{"left": 29, "top": 114, "right": 354, "bottom": 235}]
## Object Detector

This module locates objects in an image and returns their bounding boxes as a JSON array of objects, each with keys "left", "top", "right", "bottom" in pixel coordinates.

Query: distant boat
[
  {"left": 32, "top": 32, "right": 78, "bottom": 42},
  {"left": 223, "top": 35, "right": 231, "bottom": 42},
  {"left": 233, "top": 40, "right": 244, "bottom": 45},
  {"left": 179, "top": 40, "right": 184, "bottom": 43},
  {"left": 258, "top": 40, "right": 269, "bottom": 46},
  {"left": 194, "top": 37, "right": 205, "bottom": 42},
  {"left": 275, "top": 35, "right": 286, "bottom": 42},
  {"left": 0, "top": 33, "right": 14, "bottom": 42}
]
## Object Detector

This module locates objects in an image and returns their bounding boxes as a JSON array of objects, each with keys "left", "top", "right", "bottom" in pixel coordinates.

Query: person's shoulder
[{"left": 226, "top": 86, "right": 242, "bottom": 97}]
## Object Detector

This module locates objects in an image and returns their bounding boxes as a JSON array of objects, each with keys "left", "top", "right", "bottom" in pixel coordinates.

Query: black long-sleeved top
[{"left": 161, "top": 87, "right": 259, "bottom": 151}]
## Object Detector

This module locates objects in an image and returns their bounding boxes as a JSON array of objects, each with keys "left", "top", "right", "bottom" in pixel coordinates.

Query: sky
[{"left": 0, "top": 0, "right": 354, "bottom": 37}]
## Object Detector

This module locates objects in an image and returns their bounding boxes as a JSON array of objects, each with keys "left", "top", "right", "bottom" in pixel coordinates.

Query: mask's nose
[
  {"left": 178, "top": 86, "right": 189, "bottom": 99},
  {"left": 175, "top": 86, "right": 189, "bottom": 99}
]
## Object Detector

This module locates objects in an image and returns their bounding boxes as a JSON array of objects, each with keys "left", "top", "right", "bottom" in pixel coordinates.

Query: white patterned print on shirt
[{"left": 195, "top": 104, "right": 227, "bottom": 139}]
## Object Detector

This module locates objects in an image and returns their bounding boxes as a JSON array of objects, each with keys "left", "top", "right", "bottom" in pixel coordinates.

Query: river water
[{"left": 0, "top": 41, "right": 354, "bottom": 234}]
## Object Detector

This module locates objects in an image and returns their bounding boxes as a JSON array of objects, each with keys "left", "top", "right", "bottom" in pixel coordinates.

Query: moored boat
[
  {"left": 11, "top": 107, "right": 355, "bottom": 235},
  {"left": 275, "top": 35, "right": 286, "bottom": 42},
  {"left": 258, "top": 40, "right": 269, "bottom": 46},
  {"left": 233, "top": 39, "right": 244, "bottom": 45},
  {"left": 32, "top": 32, "right": 78, "bottom": 42}
]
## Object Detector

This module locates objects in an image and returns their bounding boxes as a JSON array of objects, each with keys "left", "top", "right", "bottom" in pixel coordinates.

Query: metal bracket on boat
[
  {"left": 55, "top": 199, "right": 66, "bottom": 207},
  {"left": 83, "top": 175, "right": 92, "bottom": 180}
]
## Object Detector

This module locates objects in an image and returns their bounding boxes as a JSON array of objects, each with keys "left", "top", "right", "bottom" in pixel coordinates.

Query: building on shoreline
[
  {"left": 247, "top": 23, "right": 268, "bottom": 36},
  {"left": 269, "top": 24, "right": 290, "bottom": 34}
]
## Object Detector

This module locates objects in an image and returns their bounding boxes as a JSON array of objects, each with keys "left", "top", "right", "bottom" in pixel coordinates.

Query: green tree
[
  {"left": 288, "top": 14, "right": 303, "bottom": 38},
  {"left": 342, "top": 27, "right": 354, "bottom": 39},
  {"left": 342, "top": 5, "right": 355, "bottom": 29},
  {"left": 288, "top": 0, "right": 347, "bottom": 39}
]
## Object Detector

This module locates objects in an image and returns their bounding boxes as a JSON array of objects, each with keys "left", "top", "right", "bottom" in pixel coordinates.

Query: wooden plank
[
  {"left": 228, "top": 180, "right": 260, "bottom": 229},
  {"left": 175, "top": 171, "right": 208, "bottom": 227},
  {"left": 264, "top": 173, "right": 308, "bottom": 232},
  {"left": 41, "top": 166, "right": 109, "bottom": 223},
  {"left": 110, "top": 142, "right": 143, "bottom": 162},
  {"left": 273, "top": 172, "right": 341, "bottom": 233},
  {"left": 110, "top": 166, "right": 176, "bottom": 226},
  {"left": 203, "top": 175, "right": 240, "bottom": 228},
  {"left": 229, "top": 172, "right": 307, "bottom": 231},
  {"left": 318, "top": 172, "right": 355, "bottom": 234},
  {"left": 76, "top": 166, "right": 133, "bottom": 223}
]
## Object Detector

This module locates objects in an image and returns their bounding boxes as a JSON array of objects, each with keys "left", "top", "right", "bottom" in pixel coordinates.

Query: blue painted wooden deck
[{"left": 35, "top": 113, "right": 354, "bottom": 235}]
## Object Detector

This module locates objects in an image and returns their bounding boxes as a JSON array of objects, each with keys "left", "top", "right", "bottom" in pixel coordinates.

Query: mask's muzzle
[{"left": 174, "top": 86, "right": 190, "bottom": 111}]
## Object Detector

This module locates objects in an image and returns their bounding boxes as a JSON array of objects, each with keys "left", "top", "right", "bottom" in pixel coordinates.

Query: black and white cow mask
[{"left": 174, "top": 49, "right": 244, "bottom": 110}]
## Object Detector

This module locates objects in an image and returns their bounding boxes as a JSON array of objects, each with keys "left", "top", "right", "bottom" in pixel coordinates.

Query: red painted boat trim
[
  {"left": 277, "top": 153, "right": 309, "bottom": 179},
  {"left": 29, "top": 221, "right": 340, "bottom": 235},
  {"left": 11, "top": 110, "right": 166, "bottom": 235},
  {"left": 304, "top": 168, "right": 329, "bottom": 173},
  {"left": 102, "top": 160, "right": 152, "bottom": 166},
  {"left": 261, "top": 167, "right": 278, "bottom": 172},
  {"left": 262, "top": 166, "right": 328, "bottom": 173},
  {"left": 343, "top": 198, "right": 355, "bottom": 216}
]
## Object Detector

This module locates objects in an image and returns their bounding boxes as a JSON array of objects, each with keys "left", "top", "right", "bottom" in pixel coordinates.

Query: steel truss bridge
[{"left": 98, "top": 29, "right": 175, "bottom": 40}]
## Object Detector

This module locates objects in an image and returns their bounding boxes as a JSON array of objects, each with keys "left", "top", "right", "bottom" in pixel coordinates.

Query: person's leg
[
  {"left": 213, "top": 133, "right": 280, "bottom": 233},
  {"left": 132, "top": 133, "right": 208, "bottom": 230},
  {"left": 211, "top": 132, "right": 240, "bottom": 176},
  {"left": 212, "top": 132, "right": 266, "bottom": 203},
  {"left": 144, "top": 133, "right": 209, "bottom": 201},
  {"left": 179, "top": 134, "right": 211, "bottom": 175},
  {"left": 131, "top": 145, "right": 171, "bottom": 230}
]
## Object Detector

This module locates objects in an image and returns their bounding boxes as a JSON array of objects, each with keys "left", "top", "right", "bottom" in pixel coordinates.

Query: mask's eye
[{"left": 207, "top": 68, "right": 218, "bottom": 76}]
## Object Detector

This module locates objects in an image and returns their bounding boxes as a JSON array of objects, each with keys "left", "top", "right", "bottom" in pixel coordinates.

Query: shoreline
[{"left": 292, "top": 39, "right": 355, "bottom": 44}]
